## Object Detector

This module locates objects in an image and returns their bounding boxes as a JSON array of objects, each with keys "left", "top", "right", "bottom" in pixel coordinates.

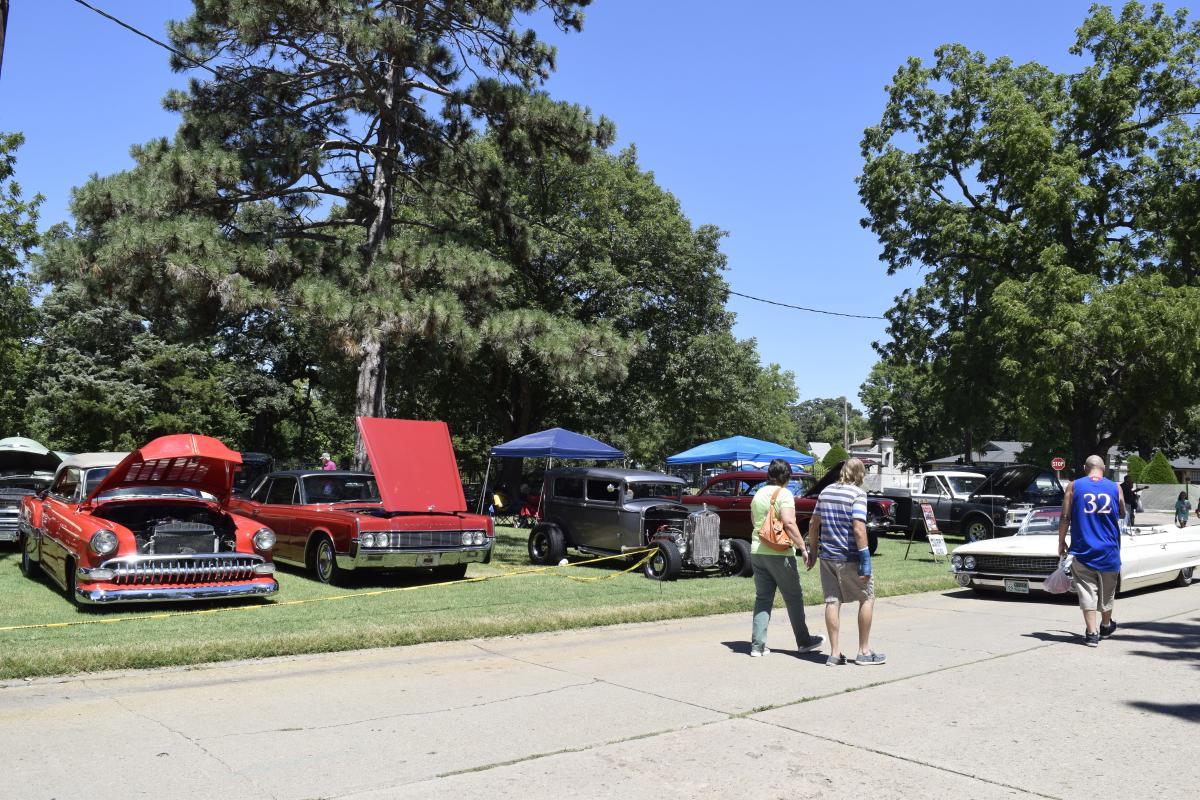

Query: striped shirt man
[{"left": 815, "top": 482, "right": 868, "bottom": 561}]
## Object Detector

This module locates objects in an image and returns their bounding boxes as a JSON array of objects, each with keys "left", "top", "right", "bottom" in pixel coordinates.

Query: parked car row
[{"left": 14, "top": 419, "right": 497, "bottom": 606}]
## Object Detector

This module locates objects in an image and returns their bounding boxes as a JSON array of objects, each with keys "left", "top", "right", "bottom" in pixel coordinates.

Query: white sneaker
[{"left": 749, "top": 647, "right": 770, "bottom": 658}]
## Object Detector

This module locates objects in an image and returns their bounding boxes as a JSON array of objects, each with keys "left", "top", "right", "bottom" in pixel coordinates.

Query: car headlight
[
  {"left": 963, "top": 555, "right": 976, "bottom": 570},
  {"left": 252, "top": 528, "right": 276, "bottom": 551},
  {"left": 360, "top": 532, "right": 376, "bottom": 548},
  {"left": 375, "top": 532, "right": 390, "bottom": 548},
  {"left": 473, "top": 531, "right": 486, "bottom": 546},
  {"left": 462, "top": 530, "right": 474, "bottom": 545},
  {"left": 951, "top": 554, "right": 963, "bottom": 569},
  {"left": 89, "top": 529, "right": 118, "bottom": 557}
]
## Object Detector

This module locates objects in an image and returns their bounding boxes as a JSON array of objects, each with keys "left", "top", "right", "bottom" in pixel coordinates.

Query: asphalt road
[{"left": 3, "top": 577, "right": 1198, "bottom": 799}]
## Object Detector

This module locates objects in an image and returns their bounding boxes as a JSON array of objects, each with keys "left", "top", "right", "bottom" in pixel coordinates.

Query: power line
[
  {"left": 727, "top": 290, "right": 885, "bottom": 320},
  {"left": 69, "top": 1, "right": 891, "bottom": 323}
]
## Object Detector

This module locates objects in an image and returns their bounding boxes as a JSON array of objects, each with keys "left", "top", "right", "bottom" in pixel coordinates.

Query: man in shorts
[
  {"left": 1058, "top": 455, "right": 1125, "bottom": 647},
  {"left": 806, "top": 458, "right": 885, "bottom": 666}
]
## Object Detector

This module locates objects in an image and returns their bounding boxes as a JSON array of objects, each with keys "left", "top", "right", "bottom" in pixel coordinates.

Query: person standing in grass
[
  {"left": 748, "top": 458, "right": 825, "bottom": 658},
  {"left": 806, "top": 458, "right": 884, "bottom": 666}
]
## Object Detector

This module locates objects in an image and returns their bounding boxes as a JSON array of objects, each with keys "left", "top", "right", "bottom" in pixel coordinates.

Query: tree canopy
[{"left": 859, "top": 1, "right": 1200, "bottom": 469}]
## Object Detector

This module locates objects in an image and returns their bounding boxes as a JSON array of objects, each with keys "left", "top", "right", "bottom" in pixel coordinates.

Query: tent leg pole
[{"left": 479, "top": 458, "right": 492, "bottom": 515}]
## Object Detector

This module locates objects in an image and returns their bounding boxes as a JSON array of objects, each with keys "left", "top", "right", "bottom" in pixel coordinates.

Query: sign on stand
[
  {"left": 904, "top": 500, "right": 947, "bottom": 561},
  {"left": 1051, "top": 456, "right": 1065, "bottom": 477},
  {"left": 920, "top": 502, "right": 947, "bottom": 561}
]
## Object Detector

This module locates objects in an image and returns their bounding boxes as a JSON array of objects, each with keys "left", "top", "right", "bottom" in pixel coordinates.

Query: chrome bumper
[
  {"left": 954, "top": 571, "right": 1070, "bottom": 592},
  {"left": 336, "top": 543, "right": 492, "bottom": 571},
  {"left": 75, "top": 579, "right": 279, "bottom": 605}
]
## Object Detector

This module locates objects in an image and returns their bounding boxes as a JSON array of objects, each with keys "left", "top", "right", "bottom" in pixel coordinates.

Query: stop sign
[{"left": 1051, "top": 456, "right": 1066, "bottom": 471}]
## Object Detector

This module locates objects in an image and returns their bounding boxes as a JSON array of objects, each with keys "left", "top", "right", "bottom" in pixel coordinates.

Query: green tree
[
  {"left": 858, "top": 2, "right": 1200, "bottom": 469},
  {"left": 0, "top": 132, "right": 41, "bottom": 436},
  {"left": 789, "top": 398, "right": 867, "bottom": 451},
  {"left": 165, "top": 0, "right": 613, "bottom": 467},
  {"left": 1142, "top": 450, "right": 1178, "bottom": 483},
  {"left": 1125, "top": 454, "right": 1148, "bottom": 481},
  {"left": 822, "top": 444, "right": 850, "bottom": 470},
  {"left": 27, "top": 287, "right": 248, "bottom": 452}
]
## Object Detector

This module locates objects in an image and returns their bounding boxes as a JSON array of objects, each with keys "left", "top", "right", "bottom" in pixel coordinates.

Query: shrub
[
  {"left": 822, "top": 444, "right": 850, "bottom": 470},
  {"left": 1125, "top": 454, "right": 1147, "bottom": 482},
  {"left": 1141, "top": 451, "right": 1178, "bottom": 484}
]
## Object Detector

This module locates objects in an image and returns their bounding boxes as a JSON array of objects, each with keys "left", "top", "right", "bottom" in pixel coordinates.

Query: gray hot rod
[{"left": 526, "top": 467, "right": 750, "bottom": 580}]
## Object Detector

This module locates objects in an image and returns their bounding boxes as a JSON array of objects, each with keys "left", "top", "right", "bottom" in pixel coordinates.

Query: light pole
[{"left": 0, "top": 0, "right": 9, "bottom": 79}]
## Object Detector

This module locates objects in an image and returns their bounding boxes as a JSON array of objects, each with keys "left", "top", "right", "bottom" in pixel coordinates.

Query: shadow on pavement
[
  {"left": 720, "top": 640, "right": 827, "bottom": 663},
  {"left": 1127, "top": 702, "right": 1200, "bottom": 723},
  {"left": 1023, "top": 630, "right": 1082, "bottom": 644}
]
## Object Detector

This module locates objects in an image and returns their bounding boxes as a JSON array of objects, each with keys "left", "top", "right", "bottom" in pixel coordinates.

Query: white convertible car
[{"left": 951, "top": 506, "right": 1200, "bottom": 595}]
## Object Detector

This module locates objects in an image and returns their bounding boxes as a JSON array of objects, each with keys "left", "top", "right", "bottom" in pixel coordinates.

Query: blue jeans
[{"left": 751, "top": 554, "right": 814, "bottom": 651}]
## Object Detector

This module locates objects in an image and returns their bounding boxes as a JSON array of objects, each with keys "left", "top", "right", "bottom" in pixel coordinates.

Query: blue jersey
[{"left": 1069, "top": 476, "right": 1121, "bottom": 572}]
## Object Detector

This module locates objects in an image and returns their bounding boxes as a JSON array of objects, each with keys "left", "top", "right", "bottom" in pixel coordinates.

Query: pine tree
[{"left": 163, "top": 0, "right": 613, "bottom": 467}]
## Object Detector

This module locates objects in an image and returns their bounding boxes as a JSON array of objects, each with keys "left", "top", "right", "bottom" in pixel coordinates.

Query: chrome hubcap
[{"left": 317, "top": 543, "right": 333, "bottom": 580}]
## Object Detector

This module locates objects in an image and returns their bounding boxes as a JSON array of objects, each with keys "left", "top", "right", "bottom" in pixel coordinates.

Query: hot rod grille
[
  {"left": 974, "top": 555, "right": 1059, "bottom": 575},
  {"left": 378, "top": 530, "right": 463, "bottom": 550},
  {"left": 103, "top": 555, "right": 263, "bottom": 585},
  {"left": 686, "top": 511, "right": 721, "bottom": 568}
]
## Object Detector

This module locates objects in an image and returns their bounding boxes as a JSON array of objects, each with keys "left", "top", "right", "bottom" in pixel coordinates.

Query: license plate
[
  {"left": 1004, "top": 579, "right": 1029, "bottom": 594},
  {"left": 418, "top": 554, "right": 440, "bottom": 567}
]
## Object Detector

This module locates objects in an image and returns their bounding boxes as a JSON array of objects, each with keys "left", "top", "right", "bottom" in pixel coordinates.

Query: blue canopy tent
[
  {"left": 665, "top": 435, "right": 814, "bottom": 467},
  {"left": 479, "top": 428, "right": 624, "bottom": 514}
]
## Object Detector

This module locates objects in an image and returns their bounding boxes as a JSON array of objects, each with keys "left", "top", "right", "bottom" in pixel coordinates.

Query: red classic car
[
  {"left": 228, "top": 417, "right": 494, "bottom": 584},
  {"left": 681, "top": 464, "right": 898, "bottom": 554},
  {"left": 18, "top": 436, "right": 279, "bottom": 605}
]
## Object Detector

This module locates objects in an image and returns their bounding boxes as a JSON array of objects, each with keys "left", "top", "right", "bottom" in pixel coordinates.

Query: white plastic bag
[
  {"left": 1044, "top": 558, "right": 1072, "bottom": 594},
  {"left": 1136, "top": 496, "right": 1145, "bottom": 513}
]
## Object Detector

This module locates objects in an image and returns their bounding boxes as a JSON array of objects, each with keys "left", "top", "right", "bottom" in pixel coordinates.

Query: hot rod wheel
[
  {"left": 643, "top": 540, "right": 682, "bottom": 581},
  {"left": 527, "top": 523, "right": 566, "bottom": 566},
  {"left": 721, "top": 538, "right": 753, "bottom": 577}
]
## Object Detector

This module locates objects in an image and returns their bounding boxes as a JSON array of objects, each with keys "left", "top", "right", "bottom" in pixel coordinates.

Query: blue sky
[{"left": 0, "top": 1, "right": 1177, "bottom": 402}]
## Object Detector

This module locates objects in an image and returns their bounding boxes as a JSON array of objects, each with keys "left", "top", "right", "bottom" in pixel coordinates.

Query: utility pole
[
  {"left": 842, "top": 396, "right": 849, "bottom": 450},
  {"left": 0, "top": 0, "right": 9, "bottom": 79}
]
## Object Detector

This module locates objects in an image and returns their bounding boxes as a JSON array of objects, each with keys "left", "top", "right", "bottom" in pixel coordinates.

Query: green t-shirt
[{"left": 749, "top": 485, "right": 795, "bottom": 557}]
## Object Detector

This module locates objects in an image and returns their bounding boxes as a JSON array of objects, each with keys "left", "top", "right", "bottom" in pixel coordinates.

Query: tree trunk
[
  {"left": 350, "top": 54, "right": 404, "bottom": 470},
  {"left": 352, "top": 332, "right": 386, "bottom": 470}
]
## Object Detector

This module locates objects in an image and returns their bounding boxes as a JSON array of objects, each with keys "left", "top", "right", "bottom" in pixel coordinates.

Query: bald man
[{"left": 1058, "top": 455, "right": 1126, "bottom": 647}]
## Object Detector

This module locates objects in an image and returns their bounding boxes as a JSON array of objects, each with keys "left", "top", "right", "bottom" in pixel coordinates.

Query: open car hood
[
  {"left": 86, "top": 434, "right": 242, "bottom": 506},
  {"left": 969, "top": 464, "right": 1050, "bottom": 501},
  {"left": 0, "top": 437, "right": 62, "bottom": 476},
  {"left": 357, "top": 417, "right": 467, "bottom": 513}
]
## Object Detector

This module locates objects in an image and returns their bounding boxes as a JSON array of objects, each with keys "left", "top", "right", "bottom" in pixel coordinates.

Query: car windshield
[
  {"left": 1018, "top": 507, "right": 1062, "bottom": 535},
  {"left": 947, "top": 476, "right": 984, "bottom": 495},
  {"left": 303, "top": 475, "right": 381, "bottom": 503},
  {"left": 84, "top": 467, "right": 113, "bottom": 496},
  {"left": 749, "top": 478, "right": 812, "bottom": 496},
  {"left": 629, "top": 481, "right": 682, "bottom": 501}
]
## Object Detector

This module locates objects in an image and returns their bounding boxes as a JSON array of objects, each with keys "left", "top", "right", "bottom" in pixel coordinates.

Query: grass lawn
[{"left": 0, "top": 529, "right": 957, "bottom": 679}]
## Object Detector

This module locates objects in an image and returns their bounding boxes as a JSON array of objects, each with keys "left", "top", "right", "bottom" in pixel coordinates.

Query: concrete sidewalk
[{"left": 2, "top": 582, "right": 1199, "bottom": 799}]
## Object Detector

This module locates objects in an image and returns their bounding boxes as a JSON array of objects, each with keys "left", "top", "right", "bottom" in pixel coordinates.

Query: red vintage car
[
  {"left": 681, "top": 464, "right": 898, "bottom": 554},
  {"left": 18, "top": 435, "right": 279, "bottom": 605},
  {"left": 228, "top": 417, "right": 494, "bottom": 585}
]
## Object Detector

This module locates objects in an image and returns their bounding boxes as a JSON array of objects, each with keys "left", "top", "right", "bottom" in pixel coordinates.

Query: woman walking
[{"left": 748, "top": 458, "right": 825, "bottom": 658}]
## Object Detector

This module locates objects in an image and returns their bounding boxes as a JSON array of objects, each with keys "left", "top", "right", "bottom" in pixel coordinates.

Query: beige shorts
[
  {"left": 1071, "top": 561, "right": 1118, "bottom": 612},
  {"left": 820, "top": 558, "right": 875, "bottom": 604}
]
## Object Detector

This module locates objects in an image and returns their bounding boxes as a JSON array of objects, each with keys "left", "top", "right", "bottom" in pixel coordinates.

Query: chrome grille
[
  {"left": 377, "top": 530, "right": 463, "bottom": 550},
  {"left": 0, "top": 509, "right": 17, "bottom": 534},
  {"left": 974, "top": 554, "right": 1059, "bottom": 575},
  {"left": 104, "top": 554, "right": 263, "bottom": 585},
  {"left": 686, "top": 510, "right": 721, "bottom": 568}
]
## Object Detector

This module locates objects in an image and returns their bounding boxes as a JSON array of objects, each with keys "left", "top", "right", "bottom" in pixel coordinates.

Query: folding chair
[{"left": 491, "top": 492, "right": 518, "bottom": 527}]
